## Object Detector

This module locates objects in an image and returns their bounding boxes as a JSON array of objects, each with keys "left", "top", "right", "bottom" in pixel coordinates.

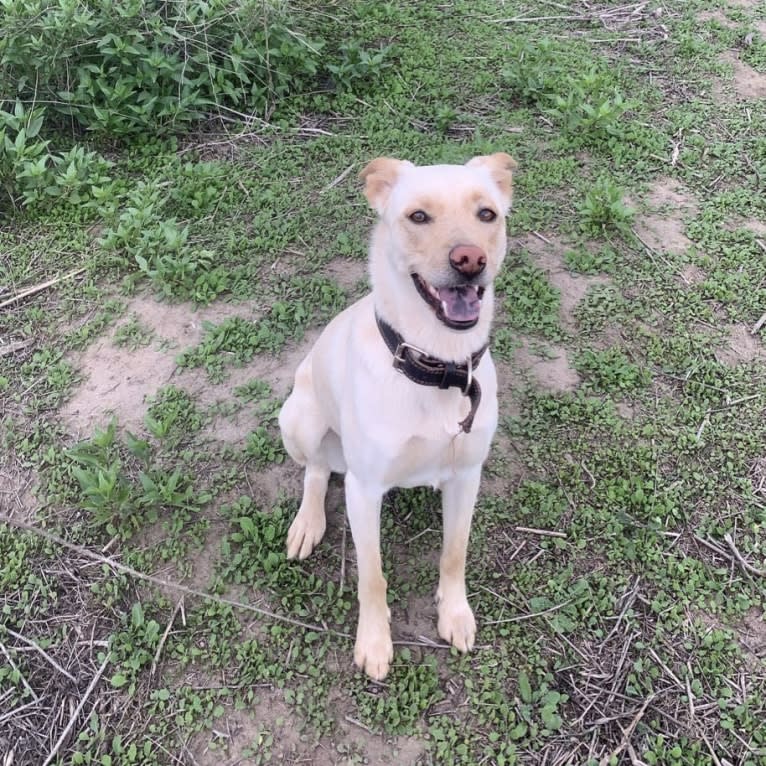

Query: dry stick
[
  {"left": 1, "top": 514, "right": 350, "bottom": 640},
  {"left": 700, "top": 732, "right": 723, "bottom": 766},
  {"left": 320, "top": 163, "right": 355, "bottom": 194},
  {"left": 6, "top": 628, "right": 77, "bottom": 684},
  {"left": 514, "top": 525, "right": 567, "bottom": 539},
  {"left": 0, "top": 698, "right": 39, "bottom": 726},
  {"left": 492, "top": 13, "right": 591, "bottom": 23},
  {"left": 0, "top": 339, "right": 33, "bottom": 358},
  {"left": 150, "top": 597, "right": 183, "bottom": 677},
  {"left": 345, "top": 715, "right": 373, "bottom": 733},
  {"left": 483, "top": 597, "right": 574, "bottom": 626},
  {"left": 751, "top": 310, "right": 766, "bottom": 336},
  {"left": 599, "top": 694, "right": 655, "bottom": 766},
  {"left": 694, "top": 534, "right": 728, "bottom": 558},
  {"left": 723, "top": 532, "right": 766, "bottom": 577},
  {"left": 0, "top": 268, "right": 86, "bottom": 310},
  {"left": 0, "top": 641, "right": 40, "bottom": 702},
  {"left": 647, "top": 647, "right": 685, "bottom": 689},
  {"left": 41, "top": 653, "right": 111, "bottom": 766},
  {"left": 339, "top": 514, "right": 347, "bottom": 595}
]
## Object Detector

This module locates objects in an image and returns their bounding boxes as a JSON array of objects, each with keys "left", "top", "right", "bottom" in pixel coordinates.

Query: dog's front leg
[
  {"left": 436, "top": 468, "right": 480, "bottom": 652},
  {"left": 345, "top": 472, "right": 393, "bottom": 680}
]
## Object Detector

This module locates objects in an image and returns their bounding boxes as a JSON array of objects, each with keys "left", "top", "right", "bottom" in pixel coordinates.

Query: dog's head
[{"left": 361, "top": 153, "right": 516, "bottom": 331}]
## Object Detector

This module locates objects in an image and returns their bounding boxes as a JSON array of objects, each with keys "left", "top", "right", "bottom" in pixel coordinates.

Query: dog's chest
[{"left": 382, "top": 426, "right": 492, "bottom": 488}]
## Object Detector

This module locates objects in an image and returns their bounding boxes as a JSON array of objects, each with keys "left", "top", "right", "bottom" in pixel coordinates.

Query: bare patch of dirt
[
  {"left": 634, "top": 178, "right": 698, "bottom": 255},
  {"left": 719, "top": 50, "right": 766, "bottom": 99},
  {"left": 695, "top": 607, "right": 766, "bottom": 670},
  {"left": 324, "top": 256, "right": 368, "bottom": 294},
  {"left": 714, "top": 324, "right": 766, "bottom": 366},
  {"left": 189, "top": 688, "right": 427, "bottom": 766},
  {"left": 61, "top": 291, "right": 325, "bottom": 450},
  {"left": 397, "top": 591, "right": 439, "bottom": 644},
  {"left": 62, "top": 295, "right": 251, "bottom": 437},
  {"left": 696, "top": 10, "right": 737, "bottom": 27},
  {"left": 201, "top": 327, "right": 322, "bottom": 446},
  {"left": 245, "top": 327, "right": 322, "bottom": 402},
  {"left": 679, "top": 264, "right": 706, "bottom": 286},
  {"left": 190, "top": 693, "right": 302, "bottom": 765},
  {"left": 739, "top": 607, "right": 766, "bottom": 658},
  {"left": 740, "top": 218, "right": 766, "bottom": 238},
  {"left": 520, "top": 233, "right": 612, "bottom": 330},
  {"left": 495, "top": 360, "right": 523, "bottom": 420},
  {"left": 334, "top": 730, "right": 426, "bottom": 766},
  {"left": 645, "top": 178, "right": 699, "bottom": 214},
  {"left": 514, "top": 339, "right": 581, "bottom": 393},
  {"left": 616, "top": 402, "right": 635, "bottom": 420}
]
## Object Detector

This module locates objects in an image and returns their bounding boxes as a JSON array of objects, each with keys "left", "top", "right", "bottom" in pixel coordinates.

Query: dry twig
[
  {"left": 6, "top": 628, "right": 77, "bottom": 684},
  {"left": 724, "top": 532, "right": 765, "bottom": 577},
  {"left": 41, "top": 653, "right": 111, "bottom": 766},
  {"left": 0, "top": 268, "right": 86, "bottom": 310},
  {"left": 1, "top": 514, "right": 349, "bottom": 638}
]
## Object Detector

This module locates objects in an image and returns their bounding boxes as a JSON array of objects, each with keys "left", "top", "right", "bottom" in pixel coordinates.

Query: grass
[{"left": 2, "top": 1, "right": 766, "bottom": 764}]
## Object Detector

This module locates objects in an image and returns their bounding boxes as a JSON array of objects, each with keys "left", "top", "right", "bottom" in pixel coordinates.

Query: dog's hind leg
[{"left": 279, "top": 355, "right": 333, "bottom": 560}]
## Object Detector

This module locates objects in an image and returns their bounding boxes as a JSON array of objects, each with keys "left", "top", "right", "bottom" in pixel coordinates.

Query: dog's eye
[
  {"left": 478, "top": 208, "right": 497, "bottom": 223},
  {"left": 408, "top": 210, "right": 430, "bottom": 224}
]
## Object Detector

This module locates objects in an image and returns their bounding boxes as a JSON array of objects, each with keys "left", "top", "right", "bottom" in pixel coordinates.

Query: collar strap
[{"left": 375, "top": 314, "right": 488, "bottom": 433}]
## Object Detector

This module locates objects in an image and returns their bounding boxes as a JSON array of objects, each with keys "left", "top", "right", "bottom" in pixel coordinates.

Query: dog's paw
[
  {"left": 437, "top": 599, "right": 476, "bottom": 653},
  {"left": 286, "top": 510, "right": 326, "bottom": 560},
  {"left": 354, "top": 619, "right": 393, "bottom": 680}
]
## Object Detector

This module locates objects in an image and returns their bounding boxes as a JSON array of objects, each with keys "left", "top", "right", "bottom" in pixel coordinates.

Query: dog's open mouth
[{"left": 412, "top": 274, "right": 484, "bottom": 330}]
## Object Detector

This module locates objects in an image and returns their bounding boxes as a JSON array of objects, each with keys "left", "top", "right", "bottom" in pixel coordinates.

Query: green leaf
[
  {"left": 518, "top": 671, "right": 533, "bottom": 703},
  {"left": 541, "top": 707, "right": 562, "bottom": 730},
  {"left": 131, "top": 602, "right": 144, "bottom": 628},
  {"left": 110, "top": 673, "right": 128, "bottom": 688}
]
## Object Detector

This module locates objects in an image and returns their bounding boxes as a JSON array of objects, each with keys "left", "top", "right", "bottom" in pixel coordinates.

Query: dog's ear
[
  {"left": 466, "top": 153, "right": 518, "bottom": 207},
  {"left": 360, "top": 158, "right": 414, "bottom": 214}
]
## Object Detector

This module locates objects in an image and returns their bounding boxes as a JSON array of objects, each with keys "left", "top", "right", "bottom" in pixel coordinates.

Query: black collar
[{"left": 375, "top": 314, "right": 488, "bottom": 433}]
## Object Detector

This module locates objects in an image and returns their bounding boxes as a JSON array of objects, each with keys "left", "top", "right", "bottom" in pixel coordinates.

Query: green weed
[
  {"left": 495, "top": 256, "right": 562, "bottom": 339},
  {"left": 578, "top": 176, "right": 634, "bottom": 236},
  {"left": 576, "top": 347, "right": 650, "bottom": 393}
]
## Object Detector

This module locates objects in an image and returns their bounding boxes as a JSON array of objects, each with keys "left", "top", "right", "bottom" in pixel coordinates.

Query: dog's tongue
[{"left": 437, "top": 285, "right": 481, "bottom": 323}]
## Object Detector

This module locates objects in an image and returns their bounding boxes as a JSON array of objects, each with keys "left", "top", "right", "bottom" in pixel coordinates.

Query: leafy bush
[
  {"left": 0, "top": 0, "right": 323, "bottom": 135},
  {"left": 502, "top": 37, "right": 635, "bottom": 146},
  {"left": 0, "top": 101, "right": 112, "bottom": 209},
  {"left": 578, "top": 176, "right": 634, "bottom": 236},
  {"left": 326, "top": 41, "right": 394, "bottom": 91}
]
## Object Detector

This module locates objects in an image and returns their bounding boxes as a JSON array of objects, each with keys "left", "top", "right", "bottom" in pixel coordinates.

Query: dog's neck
[{"left": 369, "top": 237, "right": 494, "bottom": 364}]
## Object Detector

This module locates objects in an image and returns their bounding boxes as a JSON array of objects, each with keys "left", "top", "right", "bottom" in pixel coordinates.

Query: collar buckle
[{"left": 393, "top": 340, "right": 427, "bottom": 372}]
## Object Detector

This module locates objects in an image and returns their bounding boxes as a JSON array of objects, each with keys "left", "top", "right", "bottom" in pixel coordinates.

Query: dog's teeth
[{"left": 441, "top": 300, "right": 448, "bottom": 313}]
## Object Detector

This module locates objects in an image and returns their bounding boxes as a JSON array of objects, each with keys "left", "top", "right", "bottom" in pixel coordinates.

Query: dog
[{"left": 278, "top": 153, "right": 516, "bottom": 679}]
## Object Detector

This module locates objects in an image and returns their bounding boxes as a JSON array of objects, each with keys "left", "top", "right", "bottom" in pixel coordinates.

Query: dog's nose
[{"left": 449, "top": 245, "right": 486, "bottom": 277}]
